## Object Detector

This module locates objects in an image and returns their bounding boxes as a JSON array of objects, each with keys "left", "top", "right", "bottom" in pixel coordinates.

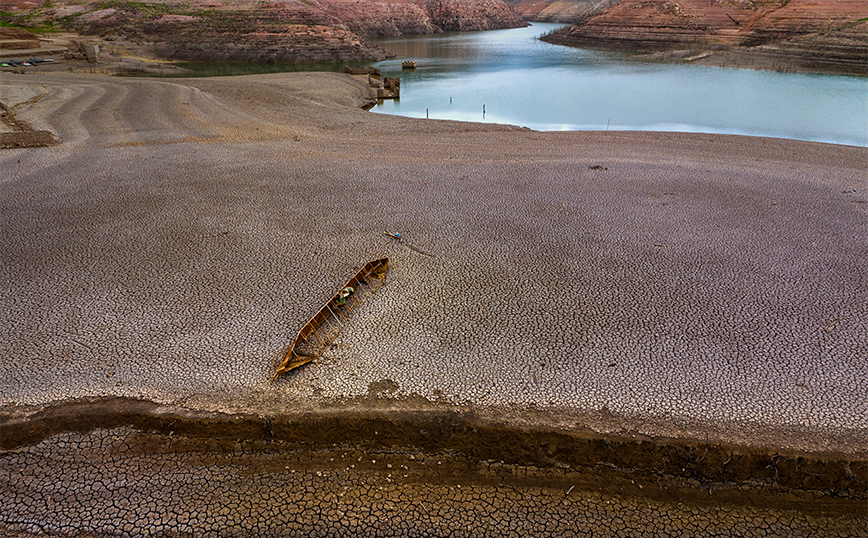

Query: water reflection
[{"left": 372, "top": 24, "right": 868, "bottom": 146}]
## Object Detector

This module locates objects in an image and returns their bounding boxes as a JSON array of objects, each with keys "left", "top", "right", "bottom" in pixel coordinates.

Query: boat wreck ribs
[{"left": 274, "top": 258, "right": 389, "bottom": 380}]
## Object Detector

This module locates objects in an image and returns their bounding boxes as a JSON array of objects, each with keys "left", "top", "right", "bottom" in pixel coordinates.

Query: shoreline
[
  {"left": 1, "top": 70, "right": 866, "bottom": 535},
  {"left": 541, "top": 34, "right": 868, "bottom": 78},
  {"left": 2, "top": 21, "right": 867, "bottom": 79}
]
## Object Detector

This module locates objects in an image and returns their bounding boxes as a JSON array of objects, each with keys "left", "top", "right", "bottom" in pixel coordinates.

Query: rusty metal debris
[
  {"left": 384, "top": 230, "right": 435, "bottom": 257},
  {"left": 273, "top": 258, "right": 389, "bottom": 380}
]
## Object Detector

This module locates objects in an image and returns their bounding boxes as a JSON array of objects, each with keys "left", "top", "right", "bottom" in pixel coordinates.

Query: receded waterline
[{"left": 371, "top": 23, "right": 868, "bottom": 147}]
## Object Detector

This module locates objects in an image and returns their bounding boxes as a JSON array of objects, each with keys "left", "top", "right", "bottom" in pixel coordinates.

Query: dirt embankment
[
  {"left": 0, "top": 26, "right": 42, "bottom": 50},
  {"left": 0, "top": 0, "right": 526, "bottom": 64},
  {"left": 2, "top": 398, "right": 866, "bottom": 517},
  {"left": 540, "top": 0, "right": 868, "bottom": 76},
  {"left": 0, "top": 101, "right": 58, "bottom": 149},
  {"left": 4, "top": 401, "right": 865, "bottom": 536}
]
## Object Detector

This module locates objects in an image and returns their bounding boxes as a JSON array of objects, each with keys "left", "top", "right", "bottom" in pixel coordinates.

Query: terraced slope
[
  {"left": 504, "top": 0, "right": 618, "bottom": 23},
  {"left": 542, "top": 0, "right": 868, "bottom": 75}
]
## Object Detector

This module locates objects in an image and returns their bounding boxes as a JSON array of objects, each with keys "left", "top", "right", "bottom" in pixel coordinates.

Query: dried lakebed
[{"left": 1, "top": 71, "right": 866, "bottom": 536}]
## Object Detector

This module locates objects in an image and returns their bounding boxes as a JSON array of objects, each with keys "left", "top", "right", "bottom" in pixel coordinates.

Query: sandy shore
[{"left": 0, "top": 71, "right": 866, "bottom": 535}]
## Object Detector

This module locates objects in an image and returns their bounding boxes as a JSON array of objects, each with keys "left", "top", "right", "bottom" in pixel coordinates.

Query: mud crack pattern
[{"left": 1, "top": 428, "right": 864, "bottom": 537}]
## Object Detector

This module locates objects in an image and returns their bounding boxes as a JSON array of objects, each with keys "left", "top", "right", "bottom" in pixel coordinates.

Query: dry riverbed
[{"left": 1, "top": 70, "right": 866, "bottom": 536}]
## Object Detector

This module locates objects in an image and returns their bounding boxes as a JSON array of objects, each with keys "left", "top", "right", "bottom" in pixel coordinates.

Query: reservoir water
[{"left": 372, "top": 23, "right": 868, "bottom": 146}]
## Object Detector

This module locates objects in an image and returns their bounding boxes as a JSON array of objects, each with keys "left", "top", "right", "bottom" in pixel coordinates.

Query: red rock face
[
  {"left": 287, "top": 0, "right": 528, "bottom": 36},
  {"left": 427, "top": 0, "right": 528, "bottom": 31},
  {"left": 504, "top": 0, "right": 618, "bottom": 24},
  {"left": 541, "top": 0, "right": 868, "bottom": 75},
  {"left": 326, "top": 0, "right": 441, "bottom": 36},
  {"left": 544, "top": 0, "right": 868, "bottom": 48},
  {"left": 751, "top": 0, "right": 867, "bottom": 33}
]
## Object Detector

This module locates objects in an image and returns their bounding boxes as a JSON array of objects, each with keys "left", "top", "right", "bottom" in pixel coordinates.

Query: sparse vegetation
[
  {"left": 1, "top": 16, "right": 60, "bottom": 34},
  {"left": 95, "top": 0, "right": 179, "bottom": 13}
]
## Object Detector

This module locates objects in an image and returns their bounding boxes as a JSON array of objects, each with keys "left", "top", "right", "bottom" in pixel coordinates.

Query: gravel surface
[{"left": 1, "top": 71, "right": 866, "bottom": 456}]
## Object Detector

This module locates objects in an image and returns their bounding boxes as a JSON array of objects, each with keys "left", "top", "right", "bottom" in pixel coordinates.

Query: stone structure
[{"left": 79, "top": 41, "right": 99, "bottom": 63}]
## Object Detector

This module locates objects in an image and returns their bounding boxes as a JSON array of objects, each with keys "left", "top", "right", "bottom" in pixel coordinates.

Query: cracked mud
[
  {"left": 1, "top": 399, "right": 865, "bottom": 537},
  {"left": 1, "top": 71, "right": 866, "bottom": 536}
]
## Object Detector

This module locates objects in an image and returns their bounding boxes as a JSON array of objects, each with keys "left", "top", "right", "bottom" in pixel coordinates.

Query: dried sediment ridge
[
  {"left": 2, "top": 397, "right": 866, "bottom": 494},
  {"left": 0, "top": 101, "right": 57, "bottom": 149},
  {"left": 1, "top": 71, "right": 866, "bottom": 535},
  {"left": 1, "top": 397, "right": 865, "bottom": 536}
]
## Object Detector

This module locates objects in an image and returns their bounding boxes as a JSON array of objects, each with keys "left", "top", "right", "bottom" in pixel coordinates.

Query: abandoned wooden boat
[{"left": 273, "top": 258, "right": 389, "bottom": 380}]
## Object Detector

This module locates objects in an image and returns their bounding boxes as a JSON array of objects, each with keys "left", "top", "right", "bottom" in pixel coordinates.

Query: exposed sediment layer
[
  {"left": 541, "top": 0, "right": 868, "bottom": 76},
  {"left": 3, "top": 398, "right": 866, "bottom": 494},
  {"left": 1, "top": 398, "right": 865, "bottom": 536},
  {"left": 504, "top": 0, "right": 618, "bottom": 23},
  {"left": 0, "top": 101, "right": 58, "bottom": 149}
]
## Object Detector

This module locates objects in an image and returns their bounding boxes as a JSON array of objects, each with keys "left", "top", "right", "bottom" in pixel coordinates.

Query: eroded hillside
[
  {"left": 0, "top": 0, "right": 527, "bottom": 63},
  {"left": 541, "top": 0, "right": 868, "bottom": 75},
  {"left": 503, "top": 0, "right": 617, "bottom": 23}
]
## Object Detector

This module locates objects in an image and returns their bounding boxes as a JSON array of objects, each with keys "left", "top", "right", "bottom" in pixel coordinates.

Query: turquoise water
[{"left": 372, "top": 24, "right": 868, "bottom": 146}]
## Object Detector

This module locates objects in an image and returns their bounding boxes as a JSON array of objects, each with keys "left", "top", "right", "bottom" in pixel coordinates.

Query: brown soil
[
  {"left": 0, "top": 68, "right": 865, "bottom": 536},
  {"left": 1, "top": 396, "right": 865, "bottom": 519},
  {"left": 0, "top": 102, "right": 57, "bottom": 149},
  {"left": 0, "top": 26, "right": 42, "bottom": 49}
]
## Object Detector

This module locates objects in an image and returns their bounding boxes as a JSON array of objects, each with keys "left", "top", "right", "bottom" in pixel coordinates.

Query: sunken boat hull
[{"left": 274, "top": 258, "right": 389, "bottom": 379}]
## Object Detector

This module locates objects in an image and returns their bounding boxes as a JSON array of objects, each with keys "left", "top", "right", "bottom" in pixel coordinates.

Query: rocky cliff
[
  {"left": 540, "top": 0, "right": 868, "bottom": 76},
  {"left": 4, "top": 0, "right": 863, "bottom": 74},
  {"left": 1, "top": 0, "right": 527, "bottom": 64},
  {"left": 327, "top": 0, "right": 528, "bottom": 36},
  {"left": 503, "top": 0, "right": 617, "bottom": 24}
]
